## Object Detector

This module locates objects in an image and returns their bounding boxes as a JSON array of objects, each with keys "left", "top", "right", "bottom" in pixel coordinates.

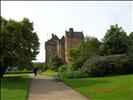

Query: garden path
[{"left": 27, "top": 74, "right": 90, "bottom": 100}]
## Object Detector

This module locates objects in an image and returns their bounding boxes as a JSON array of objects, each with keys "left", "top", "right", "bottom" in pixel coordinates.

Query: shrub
[
  {"left": 65, "top": 63, "right": 75, "bottom": 72},
  {"left": 71, "top": 59, "right": 84, "bottom": 70},
  {"left": 59, "top": 69, "right": 89, "bottom": 78},
  {"left": 127, "top": 45, "right": 133, "bottom": 66},
  {"left": 60, "top": 71, "right": 75, "bottom": 78},
  {"left": 67, "top": 36, "right": 101, "bottom": 70},
  {"left": 48, "top": 55, "right": 63, "bottom": 71},
  {"left": 82, "top": 54, "right": 133, "bottom": 77},
  {"left": 58, "top": 64, "right": 68, "bottom": 73},
  {"left": 73, "top": 70, "right": 89, "bottom": 78}
]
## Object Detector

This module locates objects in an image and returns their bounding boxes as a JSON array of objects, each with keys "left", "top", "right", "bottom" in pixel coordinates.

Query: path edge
[{"left": 60, "top": 79, "right": 92, "bottom": 100}]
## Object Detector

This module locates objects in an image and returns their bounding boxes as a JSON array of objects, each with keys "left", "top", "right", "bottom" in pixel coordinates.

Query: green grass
[
  {"left": 62, "top": 74, "right": 133, "bottom": 100},
  {"left": 1, "top": 74, "right": 31, "bottom": 100},
  {"left": 41, "top": 69, "right": 57, "bottom": 76},
  {"left": 6, "top": 70, "right": 33, "bottom": 74}
]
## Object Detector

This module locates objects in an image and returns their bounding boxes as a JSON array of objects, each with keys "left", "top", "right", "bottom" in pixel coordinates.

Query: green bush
[
  {"left": 48, "top": 55, "right": 63, "bottom": 71},
  {"left": 73, "top": 70, "right": 89, "bottom": 78},
  {"left": 60, "top": 71, "right": 75, "bottom": 78},
  {"left": 58, "top": 64, "right": 68, "bottom": 73},
  {"left": 82, "top": 54, "right": 133, "bottom": 77},
  {"left": 67, "top": 36, "right": 101, "bottom": 70},
  {"left": 58, "top": 63, "right": 76, "bottom": 74},
  {"left": 71, "top": 59, "right": 84, "bottom": 70},
  {"left": 59, "top": 70, "right": 89, "bottom": 78}
]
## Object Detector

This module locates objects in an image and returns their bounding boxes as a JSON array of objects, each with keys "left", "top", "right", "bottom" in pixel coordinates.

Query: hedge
[{"left": 82, "top": 54, "right": 133, "bottom": 77}]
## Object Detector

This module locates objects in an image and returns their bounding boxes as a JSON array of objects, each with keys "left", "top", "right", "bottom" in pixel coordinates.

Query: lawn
[
  {"left": 41, "top": 69, "right": 57, "bottom": 76},
  {"left": 1, "top": 74, "right": 31, "bottom": 100},
  {"left": 6, "top": 70, "right": 33, "bottom": 74},
  {"left": 62, "top": 74, "right": 133, "bottom": 100}
]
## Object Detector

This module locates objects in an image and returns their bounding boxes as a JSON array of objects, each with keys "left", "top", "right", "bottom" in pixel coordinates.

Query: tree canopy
[
  {"left": 67, "top": 36, "right": 101, "bottom": 70},
  {"left": 48, "top": 55, "right": 63, "bottom": 71},
  {"left": 127, "top": 32, "right": 133, "bottom": 63},
  {"left": 0, "top": 17, "right": 40, "bottom": 77},
  {"left": 100, "top": 24, "right": 130, "bottom": 55},
  {"left": 129, "top": 32, "right": 133, "bottom": 40}
]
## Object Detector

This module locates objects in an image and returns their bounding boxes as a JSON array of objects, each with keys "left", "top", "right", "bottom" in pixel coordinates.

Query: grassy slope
[
  {"left": 1, "top": 74, "right": 31, "bottom": 100},
  {"left": 41, "top": 69, "right": 57, "bottom": 76},
  {"left": 62, "top": 74, "right": 133, "bottom": 100}
]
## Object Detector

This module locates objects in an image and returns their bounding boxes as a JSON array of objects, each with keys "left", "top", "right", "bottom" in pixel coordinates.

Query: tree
[
  {"left": 101, "top": 24, "right": 130, "bottom": 55},
  {"left": 0, "top": 17, "right": 40, "bottom": 78},
  {"left": 67, "top": 48, "right": 79, "bottom": 63},
  {"left": 48, "top": 55, "right": 63, "bottom": 71},
  {"left": 129, "top": 32, "right": 133, "bottom": 40},
  {"left": 67, "top": 36, "right": 101, "bottom": 70},
  {"left": 33, "top": 62, "right": 44, "bottom": 71},
  {"left": 127, "top": 32, "right": 133, "bottom": 63}
]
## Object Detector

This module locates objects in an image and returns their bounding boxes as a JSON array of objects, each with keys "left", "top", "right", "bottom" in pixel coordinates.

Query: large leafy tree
[
  {"left": 67, "top": 36, "right": 101, "bottom": 70},
  {"left": 101, "top": 24, "right": 130, "bottom": 55},
  {"left": 0, "top": 17, "right": 40, "bottom": 78}
]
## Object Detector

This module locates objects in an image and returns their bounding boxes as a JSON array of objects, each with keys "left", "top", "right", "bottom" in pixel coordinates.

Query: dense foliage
[
  {"left": 33, "top": 62, "right": 44, "bottom": 71},
  {"left": 48, "top": 55, "right": 63, "bottom": 71},
  {"left": 82, "top": 54, "right": 133, "bottom": 77},
  {"left": 58, "top": 64, "right": 68, "bottom": 73},
  {"left": 59, "top": 70, "right": 88, "bottom": 78},
  {"left": 0, "top": 17, "right": 40, "bottom": 78},
  {"left": 100, "top": 24, "right": 131, "bottom": 55},
  {"left": 127, "top": 32, "right": 133, "bottom": 64},
  {"left": 67, "top": 36, "right": 101, "bottom": 70},
  {"left": 58, "top": 25, "right": 133, "bottom": 78}
]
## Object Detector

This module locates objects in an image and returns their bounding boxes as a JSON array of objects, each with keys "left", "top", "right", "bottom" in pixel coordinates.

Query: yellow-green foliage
[{"left": 41, "top": 69, "right": 57, "bottom": 76}]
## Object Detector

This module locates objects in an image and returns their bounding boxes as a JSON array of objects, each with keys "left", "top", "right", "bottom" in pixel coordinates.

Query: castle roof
[
  {"left": 51, "top": 34, "right": 59, "bottom": 40},
  {"left": 65, "top": 31, "right": 84, "bottom": 38},
  {"left": 45, "top": 34, "right": 59, "bottom": 46},
  {"left": 45, "top": 40, "right": 56, "bottom": 46},
  {"left": 45, "top": 28, "right": 84, "bottom": 46}
]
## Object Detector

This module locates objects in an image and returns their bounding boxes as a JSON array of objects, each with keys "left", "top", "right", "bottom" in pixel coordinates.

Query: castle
[{"left": 45, "top": 28, "right": 84, "bottom": 68}]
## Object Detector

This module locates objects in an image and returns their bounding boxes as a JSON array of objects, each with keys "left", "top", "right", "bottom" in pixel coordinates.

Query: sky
[{"left": 1, "top": 1, "right": 133, "bottom": 62}]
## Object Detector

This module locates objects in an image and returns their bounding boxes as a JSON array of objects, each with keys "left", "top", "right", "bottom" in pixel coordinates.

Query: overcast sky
[{"left": 1, "top": 1, "right": 133, "bottom": 62}]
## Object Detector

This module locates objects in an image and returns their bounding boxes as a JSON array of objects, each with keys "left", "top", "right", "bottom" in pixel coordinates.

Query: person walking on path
[{"left": 33, "top": 67, "right": 38, "bottom": 76}]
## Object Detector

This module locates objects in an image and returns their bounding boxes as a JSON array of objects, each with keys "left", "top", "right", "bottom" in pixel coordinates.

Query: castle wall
[
  {"left": 65, "top": 37, "right": 84, "bottom": 49},
  {"left": 60, "top": 38, "right": 66, "bottom": 63},
  {"left": 65, "top": 37, "right": 84, "bottom": 62},
  {"left": 57, "top": 40, "right": 60, "bottom": 57},
  {"left": 56, "top": 38, "right": 66, "bottom": 63},
  {"left": 45, "top": 28, "right": 84, "bottom": 68},
  {"left": 45, "top": 45, "right": 57, "bottom": 67}
]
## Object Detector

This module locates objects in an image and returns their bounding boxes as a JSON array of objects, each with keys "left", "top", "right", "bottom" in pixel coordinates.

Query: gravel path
[{"left": 27, "top": 74, "right": 90, "bottom": 100}]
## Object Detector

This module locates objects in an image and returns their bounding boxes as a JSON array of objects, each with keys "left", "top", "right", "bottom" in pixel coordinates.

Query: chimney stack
[
  {"left": 69, "top": 28, "right": 73, "bottom": 33},
  {"left": 52, "top": 33, "right": 54, "bottom": 38}
]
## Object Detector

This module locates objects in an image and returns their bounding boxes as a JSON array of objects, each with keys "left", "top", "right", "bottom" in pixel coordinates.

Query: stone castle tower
[{"left": 45, "top": 28, "right": 84, "bottom": 68}]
